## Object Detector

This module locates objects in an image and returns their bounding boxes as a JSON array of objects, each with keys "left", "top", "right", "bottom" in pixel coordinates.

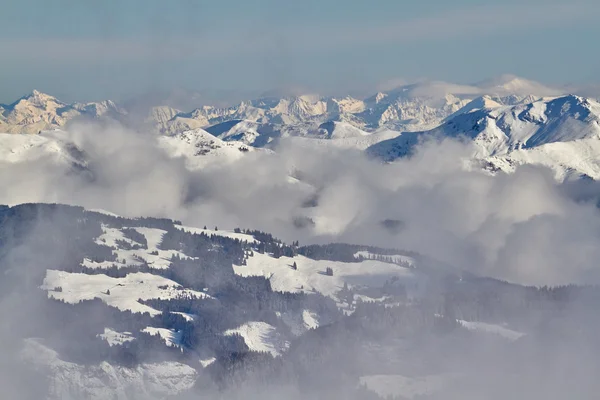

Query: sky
[{"left": 1, "top": 0, "right": 600, "bottom": 103}]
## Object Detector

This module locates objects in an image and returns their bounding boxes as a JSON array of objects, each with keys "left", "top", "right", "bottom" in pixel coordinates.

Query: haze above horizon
[{"left": 1, "top": 0, "right": 599, "bottom": 103}]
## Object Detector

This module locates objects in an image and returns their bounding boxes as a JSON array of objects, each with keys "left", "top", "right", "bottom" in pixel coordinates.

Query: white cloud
[{"left": 3, "top": 123, "right": 600, "bottom": 287}]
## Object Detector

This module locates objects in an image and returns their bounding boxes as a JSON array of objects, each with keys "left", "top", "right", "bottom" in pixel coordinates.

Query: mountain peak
[
  {"left": 11, "top": 90, "right": 62, "bottom": 109},
  {"left": 27, "top": 89, "right": 57, "bottom": 101}
]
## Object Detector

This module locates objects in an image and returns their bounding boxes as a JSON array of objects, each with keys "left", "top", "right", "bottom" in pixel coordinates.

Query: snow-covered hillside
[
  {"left": 157, "top": 128, "right": 270, "bottom": 169},
  {"left": 234, "top": 252, "right": 419, "bottom": 307},
  {"left": 42, "top": 270, "right": 210, "bottom": 316},
  {"left": 0, "top": 131, "right": 88, "bottom": 169},
  {"left": 0, "top": 203, "right": 597, "bottom": 399}
]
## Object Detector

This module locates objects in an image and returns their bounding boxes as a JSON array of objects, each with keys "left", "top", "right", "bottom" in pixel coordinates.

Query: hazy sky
[{"left": 1, "top": 0, "right": 599, "bottom": 103}]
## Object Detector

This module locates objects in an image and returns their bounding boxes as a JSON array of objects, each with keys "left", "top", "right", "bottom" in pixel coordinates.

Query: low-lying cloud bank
[{"left": 2, "top": 122, "right": 600, "bottom": 287}]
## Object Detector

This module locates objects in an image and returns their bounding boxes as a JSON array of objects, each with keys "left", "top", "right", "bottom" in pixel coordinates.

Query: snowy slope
[
  {"left": 224, "top": 321, "right": 289, "bottom": 357},
  {"left": 0, "top": 131, "right": 88, "bottom": 169},
  {"left": 142, "top": 327, "right": 183, "bottom": 349},
  {"left": 234, "top": 252, "right": 420, "bottom": 306},
  {"left": 83, "top": 225, "right": 195, "bottom": 270},
  {"left": 21, "top": 338, "right": 197, "bottom": 400},
  {"left": 157, "top": 128, "right": 269, "bottom": 169},
  {"left": 316, "top": 121, "right": 370, "bottom": 139},
  {"left": 41, "top": 270, "right": 210, "bottom": 316}
]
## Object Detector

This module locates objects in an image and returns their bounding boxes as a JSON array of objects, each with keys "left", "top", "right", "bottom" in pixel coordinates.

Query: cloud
[{"left": 3, "top": 122, "right": 600, "bottom": 287}]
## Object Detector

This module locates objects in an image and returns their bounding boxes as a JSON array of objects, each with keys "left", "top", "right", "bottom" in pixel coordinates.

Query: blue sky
[{"left": 1, "top": 0, "right": 599, "bottom": 103}]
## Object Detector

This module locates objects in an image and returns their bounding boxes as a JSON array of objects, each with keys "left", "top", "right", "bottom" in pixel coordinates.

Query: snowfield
[
  {"left": 41, "top": 270, "right": 210, "bottom": 316},
  {"left": 224, "top": 321, "right": 290, "bottom": 357},
  {"left": 234, "top": 252, "right": 419, "bottom": 304},
  {"left": 83, "top": 225, "right": 195, "bottom": 270}
]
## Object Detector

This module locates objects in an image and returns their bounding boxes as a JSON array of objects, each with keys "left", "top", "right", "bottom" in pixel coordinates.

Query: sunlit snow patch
[
  {"left": 234, "top": 252, "right": 418, "bottom": 305},
  {"left": 42, "top": 270, "right": 210, "bottom": 316},
  {"left": 224, "top": 321, "right": 289, "bottom": 357},
  {"left": 172, "top": 312, "right": 196, "bottom": 322},
  {"left": 97, "top": 328, "right": 135, "bottom": 347},
  {"left": 142, "top": 327, "right": 183, "bottom": 349},
  {"left": 83, "top": 225, "right": 195, "bottom": 270},
  {"left": 199, "top": 357, "right": 216, "bottom": 368},
  {"left": 276, "top": 309, "right": 321, "bottom": 336}
]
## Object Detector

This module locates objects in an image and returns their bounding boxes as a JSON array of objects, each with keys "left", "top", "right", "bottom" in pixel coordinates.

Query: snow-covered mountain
[
  {"left": 5, "top": 79, "right": 600, "bottom": 184},
  {"left": 2, "top": 203, "right": 598, "bottom": 400},
  {"left": 6, "top": 85, "right": 600, "bottom": 184},
  {"left": 157, "top": 76, "right": 562, "bottom": 145},
  {"left": 155, "top": 88, "right": 469, "bottom": 138},
  {"left": 0, "top": 76, "right": 566, "bottom": 138},
  {"left": 368, "top": 95, "right": 600, "bottom": 180}
]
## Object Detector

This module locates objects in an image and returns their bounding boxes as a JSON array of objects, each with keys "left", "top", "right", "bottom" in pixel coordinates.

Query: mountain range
[
  {"left": 4, "top": 75, "right": 600, "bottom": 182},
  {"left": 0, "top": 75, "right": 573, "bottom": 137}
]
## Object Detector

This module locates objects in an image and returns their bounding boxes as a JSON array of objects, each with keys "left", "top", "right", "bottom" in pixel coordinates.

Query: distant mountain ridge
[{"left": 0, "top": 90, "right": 126, "bottom": 134}]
